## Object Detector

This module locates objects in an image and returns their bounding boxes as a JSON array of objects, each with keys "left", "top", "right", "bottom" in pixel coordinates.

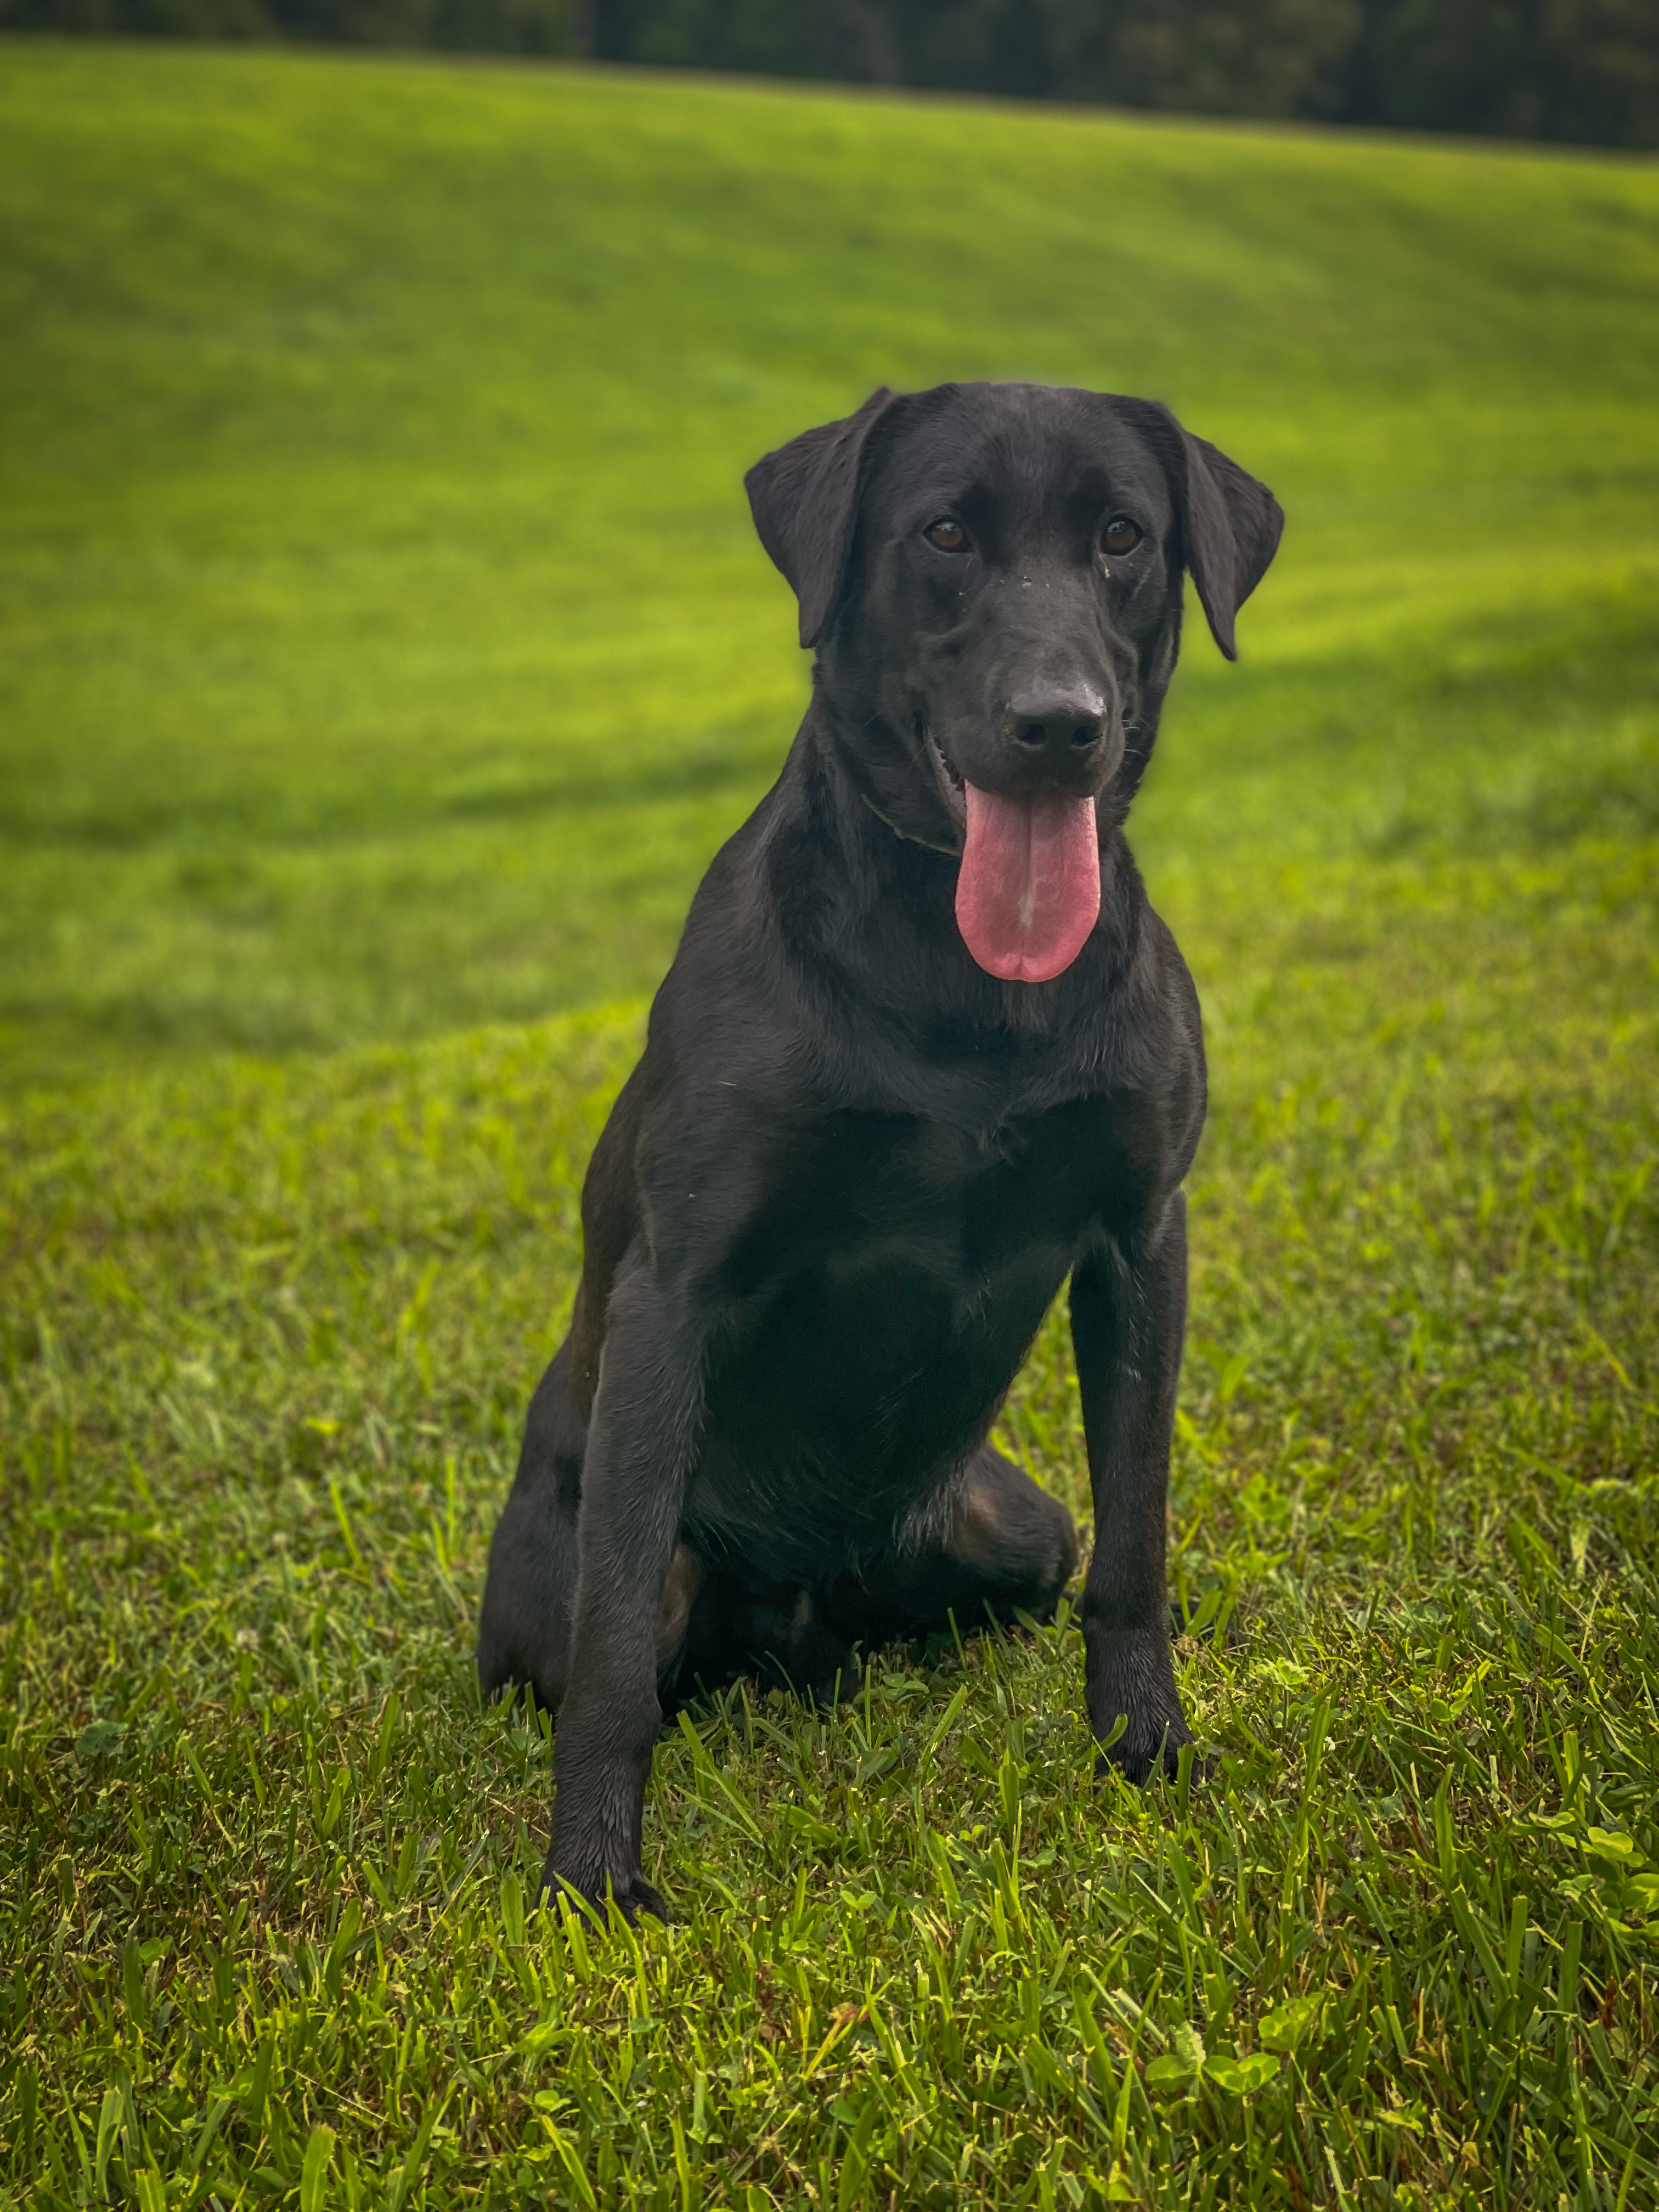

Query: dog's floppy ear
[
  {"left": 746, "top": 388, "right": 901, "bottom": 650},
  {"left": 1131, "top": 404, "right": 1283, "bottom": 661}
]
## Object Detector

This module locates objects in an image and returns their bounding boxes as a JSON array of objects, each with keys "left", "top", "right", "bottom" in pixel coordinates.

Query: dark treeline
[
  {"left": 596, "top": 1, "right": 1659, "bottom": 146},
  {"left": 8, "top": 0, "right": 1658, "bottom": 147}
]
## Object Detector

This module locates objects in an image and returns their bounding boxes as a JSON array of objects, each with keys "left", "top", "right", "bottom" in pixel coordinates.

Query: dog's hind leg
[
  {"left": 477, "top": 1339, "right": 586, "bottom": 1714},
  {"left": 943, "top": 1444, "right": 1081, "bottom": 1626},
  {"left": 671, "top": 1572, "right": 859, "bottom": 1707},
  {"left": 826, "top": 1444, "right": 1079, "bottom": 1652}
]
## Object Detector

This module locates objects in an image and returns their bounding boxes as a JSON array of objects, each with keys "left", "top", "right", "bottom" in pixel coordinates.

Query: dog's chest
[
  {"left": 690, "top": 1099, "right": 1124, "bottom": 1511},
  {"left": 722, "top": 1101, "right": 1101, "bottom": 1308}
]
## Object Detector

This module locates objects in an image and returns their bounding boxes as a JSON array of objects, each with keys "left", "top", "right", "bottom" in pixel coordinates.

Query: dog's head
[{"left": 747, "top": 382, "right": 1282, "bottom": 982}]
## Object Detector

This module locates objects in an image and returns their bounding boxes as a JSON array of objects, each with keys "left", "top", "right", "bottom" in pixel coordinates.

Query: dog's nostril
[
  {"left": 1017, "top": 722, "right": 1046, "bottom": 748},
  {"left": 1071, "top": 723, "right": 1099, "bottom": 749}
]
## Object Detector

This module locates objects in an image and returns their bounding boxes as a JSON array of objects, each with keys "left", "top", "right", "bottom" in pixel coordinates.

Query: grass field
[{"left": 3, "top": 37, "right": 1658, "bottom": 2211}]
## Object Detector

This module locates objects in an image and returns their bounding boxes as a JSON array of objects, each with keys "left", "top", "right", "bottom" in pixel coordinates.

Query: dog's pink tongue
[{"left": 955, "top": 785, "right": 1101, "bottom": 982}]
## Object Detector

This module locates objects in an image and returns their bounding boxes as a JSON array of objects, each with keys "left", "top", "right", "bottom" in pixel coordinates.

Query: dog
[{"left": 478, "top": 381, "right": 1282, "bottom": 1920}]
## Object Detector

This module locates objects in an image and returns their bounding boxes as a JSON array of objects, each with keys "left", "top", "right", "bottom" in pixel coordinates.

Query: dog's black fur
[{"left": 478, "top": 381, "right": 1282, "bottom": 1919}]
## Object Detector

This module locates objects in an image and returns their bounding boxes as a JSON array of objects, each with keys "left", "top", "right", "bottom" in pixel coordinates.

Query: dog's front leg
[
  {"left": 1070, "top": 1194, "right": 1194, "bottom": 1784},
  {"left": 542, "top": 1269, "right": 701, "bottom": 1922}
]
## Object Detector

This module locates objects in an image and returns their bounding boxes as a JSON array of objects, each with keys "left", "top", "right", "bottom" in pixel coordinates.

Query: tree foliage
[
  {"left": 4, "top": 0, "right": 566, "bottom": 55},
  {"left": 592, "top": 0, "right": 1659, "bottom": 143},
  {"left": 5, "top": 0, "right": 1657, "bottom": 154}
]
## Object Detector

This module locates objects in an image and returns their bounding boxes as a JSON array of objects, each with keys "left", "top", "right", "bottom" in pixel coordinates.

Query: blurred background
[
  {"left": 1, "top": 26, "right": 1655, "bottom": 1091},
  {"left": 5, "top": 0, "right": 1658, "bottom": 148}
]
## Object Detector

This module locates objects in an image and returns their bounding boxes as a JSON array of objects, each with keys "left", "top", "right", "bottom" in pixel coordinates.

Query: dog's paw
[
  {"left": 794, "top": 1637, "right": 861, "bottom": 1707},
  {"left": 1086, "top": 1621, "right": 1203, "bottom": 1787},
  {"left": 540, "top": 1856, "right": 669, "bottom": 1929},
  {"left": 1094, "top": 1719, "right": 1209, "bottom": 1788}
]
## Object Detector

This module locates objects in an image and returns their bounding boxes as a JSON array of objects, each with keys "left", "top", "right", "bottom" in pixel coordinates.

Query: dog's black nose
[{"left": 1006, "top": 690, "right": 1105, "bottom": 758}]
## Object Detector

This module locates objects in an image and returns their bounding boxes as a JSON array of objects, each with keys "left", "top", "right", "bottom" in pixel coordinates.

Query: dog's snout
[{"left": 1006, "top": 690, "right": 1106, "bottom": 758}]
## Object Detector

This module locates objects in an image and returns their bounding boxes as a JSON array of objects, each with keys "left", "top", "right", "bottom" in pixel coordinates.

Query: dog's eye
[
  {"left": 924, "top": 518, "right": 967, "bottom": 553},
  {"left": 1101, "top": 516, "right": 1141, "bottom": 558}
]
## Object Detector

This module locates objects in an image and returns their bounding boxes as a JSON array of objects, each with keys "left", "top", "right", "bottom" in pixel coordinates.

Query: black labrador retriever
[{"left": 478, "top": 381, "right": 1282, "bottom": 1920}]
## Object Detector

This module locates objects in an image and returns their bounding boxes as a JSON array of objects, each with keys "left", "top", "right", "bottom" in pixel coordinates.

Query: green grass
[
  {"left": 3, "top": 39, "right": 1658, "bottom": 1079},
  {"left": 3, "top": 37, "right": 1658, "bottom": 2211}
]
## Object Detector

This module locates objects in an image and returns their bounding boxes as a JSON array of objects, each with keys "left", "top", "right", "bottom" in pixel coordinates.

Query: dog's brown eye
[
  {"left": 1102, "top": 516, "right": 1141, "bottom": 557},
  {"left": 924, "top": 518, "right": 967, "bottom": 552}
]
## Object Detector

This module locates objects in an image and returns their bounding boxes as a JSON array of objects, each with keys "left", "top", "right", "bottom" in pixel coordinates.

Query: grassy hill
[
  {"left": 2, "top": 39, "right": 1656, "bottom": 1075},
  {"left": 1, "top": 40, "right": 1657, "bottom": 2211}
]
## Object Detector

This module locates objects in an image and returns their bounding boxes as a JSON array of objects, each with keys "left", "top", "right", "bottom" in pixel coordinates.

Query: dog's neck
[{"left": 756, "top": 697, "right": 1148, "bottom": 1046}]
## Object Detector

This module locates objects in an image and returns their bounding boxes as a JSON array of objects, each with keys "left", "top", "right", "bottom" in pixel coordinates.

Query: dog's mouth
[
  {"left": 924, "top": 726, "right": 969, "bottom": 827},
  {"left": 918, "top": 720, "right": 1101, "bottom": 984}
]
